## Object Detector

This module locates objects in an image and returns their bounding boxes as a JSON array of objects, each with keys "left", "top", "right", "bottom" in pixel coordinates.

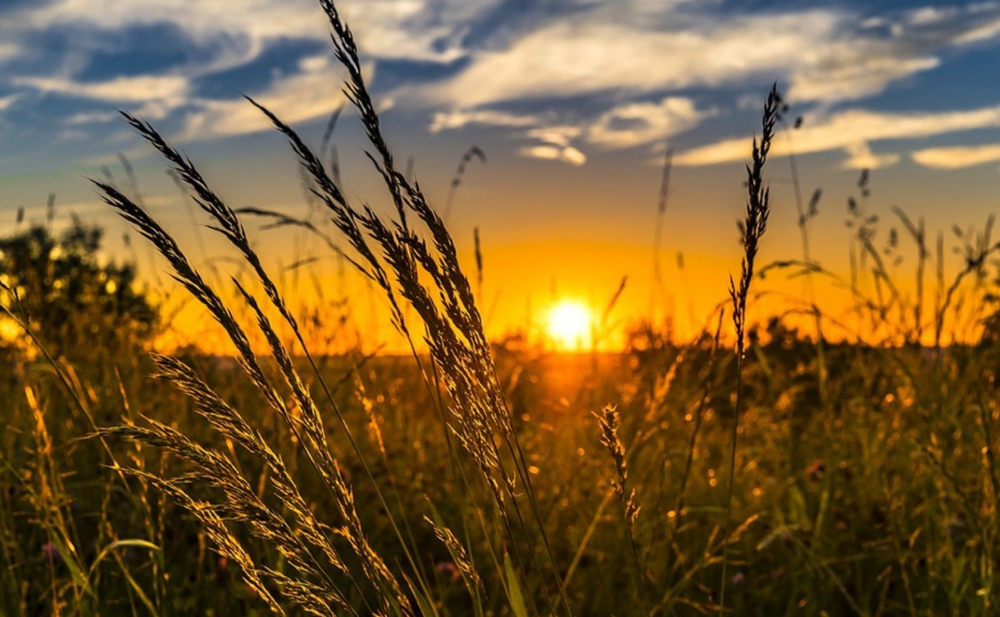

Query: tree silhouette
[{"left": 0, "top": 220, "right": 158, "bottom": 356}]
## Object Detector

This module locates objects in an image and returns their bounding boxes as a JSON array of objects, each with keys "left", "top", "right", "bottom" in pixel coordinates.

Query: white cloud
[
  {"left": 431, "top": 17, "right": 821, "bottom": 107},
  {"left": 789, "top": 56, "right": 939, "bottom": 103},
  {"left": 7, "top": 46, "right": 350, "bottom": 140},
  {"left": 560, "top": 147, "right": 587, "bottom": 166},
  {"left": 0, "top": 0, "right": 501, "bottom": 135},
  {"left": 587, "top": 97, "right": 713, "bottom": 148},
  {"left": 64, "top": 111, "right": 118, "bottom": 125},
  {"left": 525, "top": 126, "right": 582, "bottom": 148},
  {"left": 0, "top": 94, "right": 20, "bottom": 111},
  {"left": 298, "top": 54, "right": 330, "bottom": 74},
  {"left": 953, "top": 15, "right": 1000, "bottom": 44},
  {"left": 13, "top": 74, "right": 190, "bottom": 104},
  {"left": 13, "top": 0, "right": 498, "bottom": 66},
  {"left": 841, "top": 143, "right": 900, "bottom": 170},
  {"left": 429, "top": 109, "right": 540, "bottom": 132},
  {"left": 906, "top": 7, "right": 959, "bottom": 26},
  {"left": 432, "top": 97, "right": 712, "bottom": 165},
  {"left": 516, "top": 125, "right": 586, "bottom": 166},
  {"left": 520, "top": 144, "right": 587, "bottom": 166},
  {"left": 391, "top": 0, "right": 1000, "bottom": 136},
  {"left": 133, "top": 100, "right": 178, "bottom": 121},
  {"left": 0, "top": 0, "right": 510, "bottom": 141},
  {"left": 0, "top": 43, "right": 17, "bottom": 65},
  {"left": 178, "top": 60, "right": 350, "bottom": 140},
  {"left": 424, "top": 6, "right": 979, "bottom": 110},
  {"left": 912, "top": 144, "right": 1000, "bottom": 169},
  {"left": 676, "top": 103, "right": 1000, "bottom": 169}
]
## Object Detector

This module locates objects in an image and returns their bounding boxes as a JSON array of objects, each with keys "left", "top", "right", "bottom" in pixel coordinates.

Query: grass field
[{"left": 3, "top": 1, "right": 1000, "bottom": 616}]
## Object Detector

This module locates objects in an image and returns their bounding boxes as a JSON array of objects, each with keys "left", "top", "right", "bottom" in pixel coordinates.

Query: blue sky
[
  {"left": 3, "top": 0, "right": 1000, "bottom": 171},
  {"left": 2, "top": 0, "right": 1000, "bottom": 342}
]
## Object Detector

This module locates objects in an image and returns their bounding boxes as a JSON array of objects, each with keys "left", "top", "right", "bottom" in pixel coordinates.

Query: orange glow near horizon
[{"left": 134, "top": 226, "right": 1000, "bottom": 357}]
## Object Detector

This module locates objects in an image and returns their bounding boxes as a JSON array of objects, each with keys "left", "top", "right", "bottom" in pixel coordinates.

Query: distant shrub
[{"left": 0, "top": 221, "right": 158, "bottom": 356}]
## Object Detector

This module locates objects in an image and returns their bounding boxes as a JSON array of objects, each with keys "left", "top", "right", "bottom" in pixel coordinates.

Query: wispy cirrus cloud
[
  {"left": 911, "top": 144, "right": 1000, "bottom": 169},
  {"left": 675, "top": 103, "right": 1000, "bottom": 169},
  {"left": 421, "top": 1, "right": 1000, "bottom": 110},
  {"left": 519, "top": 144, "right": 587, "bottom": 167},
  {"left": 525, "top": 126, "right": 581, "bottom": 148},
  {"left": 432, "top": 95, "right": 713, "bottom": 165},
  {"left": 0, "top": 43, "right": 18, "bottom": 65},
  {"left": 64, "top": 111, "right": 119, "bottom": 125},
  {"left": 12, "top": 74, "right": 190, "bottom": 104},
  {"left": 429, "top": 109, "right": 540, "bottom": 133},
  {"left": 586, "top": 97, "right": 714, "bottom": 148},
  {"left": 0, "top": 94, "right": 20, "bottom": 112},
  {"left": 409, "top": 1, "right": 1000, "bottom": 165},
  {"left": 519, "top": 125, "right": 587, "bottom": 165},
  {"left": 0, "top": 0, "right": 499, "bottom": 140},
  {"left": 841, "top": 143, "right": 901, "bottom": 170},
  {"left": 177, "top": 55, "right": 351, "bottom": 140},
  {"left": 12, "top": 0, "right": 499, "bottom": 65},
  {"left": 427, "top": 15, "right": 840, "bottom": 109}
]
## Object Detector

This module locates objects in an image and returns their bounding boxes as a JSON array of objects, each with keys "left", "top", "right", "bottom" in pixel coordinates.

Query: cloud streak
[
  {"left": 429, "top": 109, "right": 540, "bottom": 132},
  {"left": 0, "top": 0, "right": 499, "bottom": 138},
  {"left": 519, "top": 144, "right": 587, "bottom": 167},
  {"left": 402, "top": 1, "right": 1000, "bottom": 165},
  {"left": 422, "top": 2, "right": 1000, "bottom": 110},
  {"left": 911, "top": 144, "right": 1000, "bottom": 169},
  {"left": 13, "top": 0, "right": 499, "bottom": 64},
  {"left": 177, "top": 55, "right": 350, "bottom": 140},
  {"left": 433, "top": 95, "right": 713, "bottom": 165},
  {"left": 586, "top": 97, "right": 714, "bottom": 148},
  {"left": 13, "top": 75, "right": 190, "bottom": 104},
  {"left": 676, "top": 103, "right": 1000, "bottom": 169}
]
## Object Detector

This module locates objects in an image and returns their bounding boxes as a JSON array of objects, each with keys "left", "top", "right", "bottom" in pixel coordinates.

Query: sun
[{"left": 545, "top": 300, "right": 593, "bottom": 350}]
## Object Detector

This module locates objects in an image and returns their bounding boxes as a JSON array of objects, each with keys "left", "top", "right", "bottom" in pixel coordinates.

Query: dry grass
[{"left": 719, "top": 82, "right": 777, "bottom": 614}]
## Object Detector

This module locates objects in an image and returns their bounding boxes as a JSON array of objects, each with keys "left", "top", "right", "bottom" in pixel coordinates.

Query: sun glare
[{"left": 546, "top": 300, "right": 592, "bottom": 350}]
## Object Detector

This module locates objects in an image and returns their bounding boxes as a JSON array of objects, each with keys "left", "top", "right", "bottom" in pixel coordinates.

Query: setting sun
[{"left": 545, "top": 300, "right": 593, "bottom": 350}]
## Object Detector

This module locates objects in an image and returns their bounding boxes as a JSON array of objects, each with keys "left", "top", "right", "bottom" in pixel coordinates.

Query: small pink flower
[
  {"left": 42, "top": 542, "right": 61, "bottom": 564},
  {"left": 435, "top": 562, "right": 460, "bottom": 582}
]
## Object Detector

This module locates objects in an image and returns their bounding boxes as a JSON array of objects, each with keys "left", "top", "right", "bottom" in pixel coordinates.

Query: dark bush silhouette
[{"left": 0, "top": 221, "right": 158, "bottom": 356}]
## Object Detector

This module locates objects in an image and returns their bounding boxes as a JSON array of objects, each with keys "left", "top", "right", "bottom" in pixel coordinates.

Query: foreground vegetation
[
  {"left": 7, "top": 324, "right": 1000, "bottom": 616},
  {"left": 4, "top": 1, "right": 1000, "bottom": 615}
]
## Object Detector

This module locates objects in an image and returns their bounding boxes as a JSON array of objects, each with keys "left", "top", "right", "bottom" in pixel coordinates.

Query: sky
[{"left": 2, "top": 0, "right": 1000, "bottom": 349}]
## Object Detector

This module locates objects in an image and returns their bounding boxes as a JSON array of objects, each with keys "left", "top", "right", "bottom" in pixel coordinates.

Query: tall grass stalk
[
  {"left": 650, "top": 146, "right": 673, "bottom": 323},
  {"left": 781, "top": 112, "right": 828, "bottom": 405},
  {"left": 719, "top": 83, "right": 777, "bottom": 614},
  {"left": 669, "top": 307, "right": 725, "bottom": 545},
  {"left": 442, "top": 146, "right": 486, "bottom": 224},
  {"left": 594, "top": 405, "right": 647, "bottom": 613},
  {"left": 891, "top": 206, "right": 928, "bottom": 343}
]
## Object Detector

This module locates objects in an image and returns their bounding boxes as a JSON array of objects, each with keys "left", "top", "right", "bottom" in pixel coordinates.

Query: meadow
[{"left": 3, "top": 1, "right": 1000, "bottom": 616}]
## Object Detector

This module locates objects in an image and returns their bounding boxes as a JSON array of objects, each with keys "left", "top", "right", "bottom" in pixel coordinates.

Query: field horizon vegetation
[{"left": 5, "top": 1, "right": 1000, "bottom": 616}]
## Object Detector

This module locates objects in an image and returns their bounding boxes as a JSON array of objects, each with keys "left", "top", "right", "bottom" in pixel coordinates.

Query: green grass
[{"left": 3, "top": 0, "right": 1000, "bottom": 615}]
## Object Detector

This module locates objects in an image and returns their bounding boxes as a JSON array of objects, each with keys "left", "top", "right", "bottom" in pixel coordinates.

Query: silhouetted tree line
[{"left": 0, "top": 220, "right": 158, "bottom": 357}]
